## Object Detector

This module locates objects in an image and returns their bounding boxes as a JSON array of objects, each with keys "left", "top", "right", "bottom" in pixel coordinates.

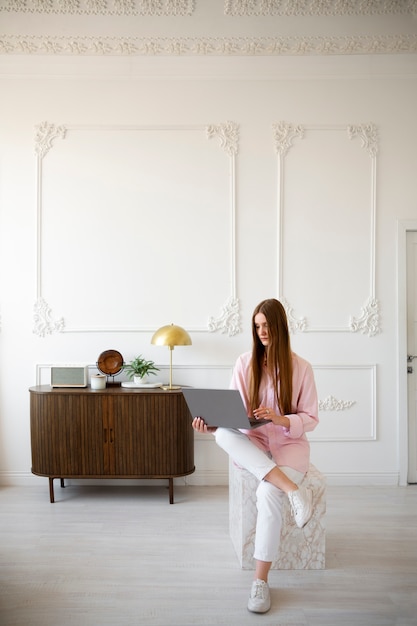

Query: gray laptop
[{"left": 182, "top": 388, "right": 271, "bottom": 429}]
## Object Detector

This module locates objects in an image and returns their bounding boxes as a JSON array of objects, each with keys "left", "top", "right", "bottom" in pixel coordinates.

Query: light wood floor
[{"left": 1, "top": 482, "right": 416, "bottom": 626}]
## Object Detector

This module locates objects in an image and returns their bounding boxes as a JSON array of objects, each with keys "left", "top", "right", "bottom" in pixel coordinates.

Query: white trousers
[{"left": 215, "top": 428, "right": 304, "bottom": 563}]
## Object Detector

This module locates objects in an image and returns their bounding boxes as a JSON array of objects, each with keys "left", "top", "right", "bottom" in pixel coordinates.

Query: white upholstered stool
[{"left": 229, "top": 460, "right": 326, "bottom": 570}]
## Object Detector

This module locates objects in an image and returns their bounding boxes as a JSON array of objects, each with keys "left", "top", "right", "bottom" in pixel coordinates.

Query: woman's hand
[
  {"left": 253, "top": 406, "right": 290, "bottom": 428},
  {"left": 253, "top": 405, "right": 274, "bottom": 422},
  {"left": 192, "top": 416, "right": 217, "bottom": 434}
]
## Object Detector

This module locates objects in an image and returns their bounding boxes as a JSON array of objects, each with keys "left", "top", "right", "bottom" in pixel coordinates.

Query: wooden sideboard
[{"left": 29, "top": 385, "right": 195, "bottom": 503}]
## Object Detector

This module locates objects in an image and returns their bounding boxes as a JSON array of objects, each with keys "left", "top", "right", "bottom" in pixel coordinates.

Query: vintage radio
[{"left": 51, "top": 365, "right": 88, "bottom": 388}]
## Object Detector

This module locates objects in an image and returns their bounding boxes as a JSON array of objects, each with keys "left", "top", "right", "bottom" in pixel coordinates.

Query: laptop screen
[{"left": 182, "top": 388, "right": 271, "bottom": 429}]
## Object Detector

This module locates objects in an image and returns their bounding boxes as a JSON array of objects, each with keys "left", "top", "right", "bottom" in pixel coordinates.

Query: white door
[{"left": 407, "top": 231, "right": 417, "bottom": 483}]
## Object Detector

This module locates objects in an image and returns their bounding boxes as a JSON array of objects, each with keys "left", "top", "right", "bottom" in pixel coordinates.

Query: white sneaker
[
  {"left": 288, "top": 487, "right": 313, "bottom": 528},
  {"left": 247, "top": 579, "right": 271, "bottom": 613}
]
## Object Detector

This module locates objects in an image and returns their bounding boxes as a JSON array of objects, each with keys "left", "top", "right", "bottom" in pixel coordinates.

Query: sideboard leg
[
  {"left": 48, "top": 477, "right": 55, "bottom": 503},
  {"left": 169, "top": 478, "right": 174, "bottom": 504},
  {"left": 60, "top": 478, "right": 65, "bottom": 488}
]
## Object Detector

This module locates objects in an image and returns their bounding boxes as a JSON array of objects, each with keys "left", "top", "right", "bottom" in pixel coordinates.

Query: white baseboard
[
  {"left": 324, "top": 472, "right": 400, "bottom": 486},
  {"left": 184, "top": 470, "right": 228, "bottom": 486},
  {"left": 0, "top": 470, "right": 401, "bottom": 488}
]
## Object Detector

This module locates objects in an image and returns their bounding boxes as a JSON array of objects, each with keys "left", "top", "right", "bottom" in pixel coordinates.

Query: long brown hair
[{"left": 249, "top": 298, "right": 293, "bottom": 415}]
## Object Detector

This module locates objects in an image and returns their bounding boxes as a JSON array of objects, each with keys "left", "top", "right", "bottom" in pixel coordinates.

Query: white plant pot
[{"left": 134, "top": 374, "right": 148, "bottom": 385}]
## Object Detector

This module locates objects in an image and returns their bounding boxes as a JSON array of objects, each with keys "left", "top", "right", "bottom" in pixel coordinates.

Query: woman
[{"left": 192, "top": 298, "right": 319, "bottom": 614}]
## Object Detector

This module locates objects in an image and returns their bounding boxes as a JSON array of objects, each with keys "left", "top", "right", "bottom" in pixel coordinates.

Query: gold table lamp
[{"left": 151, "top": 323, "right": 192, "bottom": 390}]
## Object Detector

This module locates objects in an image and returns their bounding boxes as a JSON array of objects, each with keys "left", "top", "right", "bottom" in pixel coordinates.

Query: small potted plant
[{"left": 123, "top": 355, "right": 159, "bottom": 385}]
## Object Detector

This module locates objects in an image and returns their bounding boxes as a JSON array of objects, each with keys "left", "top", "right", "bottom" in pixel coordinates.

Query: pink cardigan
[{"left": 230, "top": 351, "right": 319, "bottom": 474}]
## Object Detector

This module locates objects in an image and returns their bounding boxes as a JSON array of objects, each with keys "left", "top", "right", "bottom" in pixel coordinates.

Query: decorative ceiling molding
[
  {"left": 0, "top": 0, "right": 195, "bottom": 15},
  {"left": 224, "top": 0, "right": 417, "bottom": 17},
  {"left": 1, "top": 33, "right": 416, "bottom": 55},
  {"left": 2, "top": 0, "right": 415, "bottom": 16}
]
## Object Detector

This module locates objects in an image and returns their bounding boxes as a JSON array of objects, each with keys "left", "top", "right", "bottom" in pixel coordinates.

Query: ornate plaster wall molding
[
  {"left": 272, "top": 121, "right": 304, "bottom": 157},
  {"left": 34, "top": 121, "right": 67, "bottom": 337},
  {"left": 33, "top": 296, "right": 65, "bottom": 338},
  {"left": 319, "top": 395, "right": 355, "bottom": 411},
  {"left": 208, "top": 296, "right": 241, "bottom": 336},
  {"left": 206, "top": 121, "right": 239, "bottom": 157},
  {"left": 0, "top": 34, "right": 415, "bottom": 56},
  {"left": 224, "top": 0, "right": 417, "bottom": 17},
  {"left": 347, "top": 123, "right": 378, "bottom": 158},
  {"left": 349, "top": 296, "right": 380, "bottom": 337},
  {"left": 281, "top": 298, "right": 306, "bottom": 335},
  {"left": 33, "top": 120, "right": 241, "bottom": 337},
  {"left": 311, "top": 364, "right": 376, "bottom": 442},
  {"left": 206, "top": 121, "right": 240, "bottom": 336},
  {"left": 275, "top": 122, "right": 380, "bottom": 336},
  {"left": 34, "top": 120, "right": 66, "bottom": 159},
  {"left": 0, "top": 0, "right": 195, "bottom": 15},
  {"left": 348, "top": 122, "right": 380, "bottom": 337}
]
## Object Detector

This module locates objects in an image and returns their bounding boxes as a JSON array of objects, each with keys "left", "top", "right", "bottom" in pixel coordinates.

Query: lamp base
[{"left": 162, "top": 384, "right": 182, "bottom": 391}]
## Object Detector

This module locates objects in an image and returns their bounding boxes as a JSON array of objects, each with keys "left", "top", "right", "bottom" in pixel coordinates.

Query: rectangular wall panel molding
[
  {"left": 36, "top": 363, "right": 234, "bottom": 389},
  {"left": 33, "top": 122, "right": 240, "bottom": 337},
  {"left": 310, "top": 364, "right": 377, "bottom": 442},
  {"left": 274, "top": 122, "right": 380, "bottom": 336}
]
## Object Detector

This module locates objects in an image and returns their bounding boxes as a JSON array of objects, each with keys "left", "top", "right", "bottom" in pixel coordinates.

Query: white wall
[{"left": 0, "top": 51, "right": 416, "bottom": 489}]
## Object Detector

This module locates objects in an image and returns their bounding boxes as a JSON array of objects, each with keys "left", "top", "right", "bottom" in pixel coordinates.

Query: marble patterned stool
[{"left": 229, "top": 460, "right": 326, "bottom": 570}]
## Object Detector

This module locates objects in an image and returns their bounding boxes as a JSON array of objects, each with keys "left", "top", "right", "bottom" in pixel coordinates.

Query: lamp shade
[
  {"left": 151, "top": 324, "right": 191, "bottom": 390},
  {"left": 151, "top": 324, "right": 192, "bottom": 348}
]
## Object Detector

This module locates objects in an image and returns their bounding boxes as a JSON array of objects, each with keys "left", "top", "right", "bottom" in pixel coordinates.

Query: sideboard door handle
[{"left": 110, "top": 428, "right": 114, "bottom": 444}]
